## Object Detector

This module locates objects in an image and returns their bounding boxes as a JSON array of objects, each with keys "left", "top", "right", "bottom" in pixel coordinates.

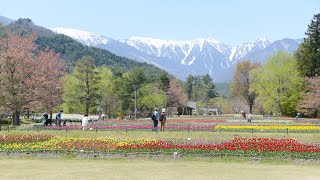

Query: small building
[
  {"left": 201, "top": 108, "right": 220, "bottom": 115},
  {"left": 177, "top": 101, "right": 196, "bottom": 115}
]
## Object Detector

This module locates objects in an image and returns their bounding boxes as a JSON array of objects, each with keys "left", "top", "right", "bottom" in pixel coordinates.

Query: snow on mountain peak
[
  {"left": 228, "top": 37, "right": 273, "bottom": 61},
  {"left": 49, "top": 27, "right": 110, "bottom": 46},
  {"left": 254, "top": 37, "right": 273, "bottom": 47}
]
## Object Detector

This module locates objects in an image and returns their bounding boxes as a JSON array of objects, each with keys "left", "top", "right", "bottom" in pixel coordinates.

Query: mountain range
[
  {"left": 0, "top": 17, "right": 164, "bottom": 82},
  {"left": 50, "top": 27, "right": 303, "bottom": 82}
]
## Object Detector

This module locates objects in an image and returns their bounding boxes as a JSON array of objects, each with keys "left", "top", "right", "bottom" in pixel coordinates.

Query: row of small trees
[{"left": 62, "top": 55, "right": 192, "bottom": 118}]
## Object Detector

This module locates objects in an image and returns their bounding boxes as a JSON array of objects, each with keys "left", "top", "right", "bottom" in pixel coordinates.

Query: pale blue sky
[{"left": 0, "top": 0, "right": 318, "bottom": 45}]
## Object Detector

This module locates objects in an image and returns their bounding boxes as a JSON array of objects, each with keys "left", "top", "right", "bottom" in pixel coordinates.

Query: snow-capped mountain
[
  {"left": 50, "top": 27, "right": 302, "bottom": 82},
  {"left": 49, "top": 27, "right": 112, "bottom": 46},
  {"left": 229, "top": 38, "right": 273, "bottom": 61}
]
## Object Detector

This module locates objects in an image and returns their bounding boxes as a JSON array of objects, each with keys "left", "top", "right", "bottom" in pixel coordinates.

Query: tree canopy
[
  {"left": 231, "top": 61, "right": 260, "bottom": 113},
  {"left": 251, "top": 52, "right": 304, "bottom": 116},
  {"left": 295, "top": 13, "right": 320, "bottom": 77},
  {"left": 0, "top": 31, "right": 64, "bottom": 125}
]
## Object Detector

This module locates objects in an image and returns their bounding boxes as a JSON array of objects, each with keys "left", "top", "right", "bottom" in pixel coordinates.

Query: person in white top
[{"left": 82, "top": 114, "right": 90, "bottom": 131}]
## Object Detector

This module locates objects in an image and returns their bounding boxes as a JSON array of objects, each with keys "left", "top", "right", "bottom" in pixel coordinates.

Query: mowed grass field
[{"left": 0, "top": 157, "right": 319, "bottom": 180}]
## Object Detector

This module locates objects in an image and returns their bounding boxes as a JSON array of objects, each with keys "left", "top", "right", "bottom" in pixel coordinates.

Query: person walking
[
  {"left": 82, "top": 114, "right": 90, "bottom": 131},
  {"left": 152, "top": 108, "right": 160, "bottom": 132},
  {"left": 159, "top": 108, "right": 167, "bottom": 132},
  {"left": 55, "top": 110, "right": 63, "bottom": 130}
]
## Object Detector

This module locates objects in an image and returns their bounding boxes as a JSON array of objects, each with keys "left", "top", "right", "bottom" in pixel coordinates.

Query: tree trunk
[
  {"left": 85, "top": 97, "right": 89, "bottom": 115},
  {"left": 27, "top": 109, "right": 30, "bottom": 119},
  {"left": 249, "top": 104, "right": 253, "bottom": 114},
  {"left": 12, "top": 110, "right": 20, "bottom": 125},
  {"left": 313, "top": 109, "right": 318, "bottom": 118},
  {"left": 49, "top": 110, "right": 53, "bottom": 121}
]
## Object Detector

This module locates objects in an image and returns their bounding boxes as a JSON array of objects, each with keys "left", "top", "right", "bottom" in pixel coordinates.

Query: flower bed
[
  {"left": 215, "top": 125, "right": 320, "bottom": 132},
  {"left": 44, "top": 125, "right": 215, "bottom": 131},
  {"left": 1, "top": 134, "right": 319, "bottom": 159}
]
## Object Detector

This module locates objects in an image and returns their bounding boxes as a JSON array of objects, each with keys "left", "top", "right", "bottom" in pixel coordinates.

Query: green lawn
[{"left": 0, "top": 157, "right": 319, "bottom": 180}]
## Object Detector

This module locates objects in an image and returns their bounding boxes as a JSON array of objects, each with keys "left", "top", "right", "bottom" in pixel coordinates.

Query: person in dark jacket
[{"left": 159, "top": 108, "right": 167, "bottom": 132}]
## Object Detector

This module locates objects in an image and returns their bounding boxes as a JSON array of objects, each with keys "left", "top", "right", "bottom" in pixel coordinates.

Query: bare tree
[
  {"left": 231, "top": 61, "right": 260, "bottom": 114},
  {"left": 297, "top": 76, "right": 320, "bottom": 117},
  {"left": 167, "top": 78, "right": 187, "bottom": 115}
]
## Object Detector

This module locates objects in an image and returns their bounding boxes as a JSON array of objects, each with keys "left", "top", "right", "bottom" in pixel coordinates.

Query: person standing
[
  {"left": 296, "top": 112, "right": 300, "bottom": 120},
  {"left": 247, "top": 113, "right": 252, "bottom": 123},
  {"left": 152, "top": 108, "right": 160, "bottom": 131},
  {"left": 82, "top": 114, "right": 90, "bottom": 131},
  {"left": 159, "top": 108, "right": 167, "bottom": 132},
  {"left": 55, "top": 110, "right": 63, "bottom": 130},
  {"left": 43, "top": 112, "right": 49, "bottom": 126}
]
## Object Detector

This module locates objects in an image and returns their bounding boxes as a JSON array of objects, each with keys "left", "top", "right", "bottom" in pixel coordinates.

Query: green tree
[
  {"left": 231, "top": 61, "right": 260, "bottom": 114},
  {"left": 67, "top": 56, "right": 100, "bottom": 115},
  {"left": 158, "top": 71, "right": 170, "bottom": 92},
  {"left": 138, "top": 84, "right": 167, "bottom": 116},
  {"left": 63, "top": 75, "right": 84, "bottom": 113},
  {"left": 114, "top": 68, "right": 147, "bottom": 114},
  {"left": 185, "top": 74, "right": 216, "bottom": 103},
  {"left": 96, "top": 66, "right": 119, "bottom": 118},
  {"left": 208, "top": 97, "right": 228, "bottom": 115},
  {"left": 251, "top": 52, "right": 304, "bottom": 116},
  {"left": 295, "top": 13, "right": 320, "bottom": 77},
  {"left": 202, "top": 74, "right": 216, "bottom": 100},
  {"left": 185, "top": 75, "right": 194, "bottom": 100}
]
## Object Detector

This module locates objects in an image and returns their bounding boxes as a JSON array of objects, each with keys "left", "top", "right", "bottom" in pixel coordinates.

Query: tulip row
[
  {"left": 215, "top": 125, "right": 320, "bottom": 132},
  {"left": 44, "top": 125, "right": 215, "bottom": 131},
  {"left": 106, "top": 119, "right": 226, "bottom": 124},
  {"left": 0, "top": 135, "right": 319, "bottom": 158},
  {"left": 0, "top": 134, "right": 53, "bottom": 143}
]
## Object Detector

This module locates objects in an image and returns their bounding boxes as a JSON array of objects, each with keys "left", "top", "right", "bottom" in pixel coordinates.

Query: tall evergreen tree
[
  {"left": 295, "top": 13, "right": 320, "bottom": 77},
  {"left": 202, "top": 74, "right": 216, "bottom": 100},
  {"left": 185, "top": 75, "right": 194, "bottom": 100},
  {"left": 73, "top": 56, "right": 100, "bottom": 115},
  {"left": 158, "top": 71, "right": 170, "bottom": 93},
  {"left": 115, "top": 68, "right": 147, "bottom": 112}
]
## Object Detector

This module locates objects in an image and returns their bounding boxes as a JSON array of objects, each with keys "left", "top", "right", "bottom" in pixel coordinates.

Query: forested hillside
[{"left": 4, "top": 18, "right": 164, "bottom": 80}]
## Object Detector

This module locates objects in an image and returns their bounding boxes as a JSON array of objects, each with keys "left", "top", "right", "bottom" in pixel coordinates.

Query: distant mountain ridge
[
  {"left": 0, "top": 16, "right": 14, "bottom": 25},
  {"left": 0, "top": 18, "right": 165, "bottom": 82},
  {"left": 50, "top": 28, "right": 303, "bottom": 82}
]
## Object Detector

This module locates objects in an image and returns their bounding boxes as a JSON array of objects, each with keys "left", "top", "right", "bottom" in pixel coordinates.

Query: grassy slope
[{"left": 0, "top": 158, "right": 319, "bottom": 180}]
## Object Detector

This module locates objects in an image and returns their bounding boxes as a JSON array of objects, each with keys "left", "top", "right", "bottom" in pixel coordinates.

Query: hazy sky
[{"left": 0, "top": 0, "right": 318, "bottom": 45}]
